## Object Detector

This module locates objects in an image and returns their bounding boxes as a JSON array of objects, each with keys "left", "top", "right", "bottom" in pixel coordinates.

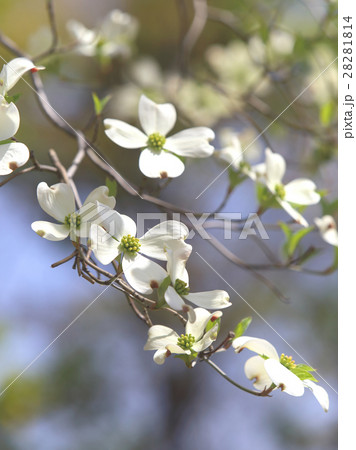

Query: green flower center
[
  {"left": 64, "top": 213, "right": 81, "bottom": 229},
  {"left": 174, "top": 279, "right": 190, "bottom": 296},
  {"left": 147, "top": 132, "right": 166, "bottom": 151},
  {"left": 239, "top": 161, "right": 251, "bottom": 171},
  {"left": 120, "top": 234, "right": 141, "bottom": 256},
  {"left": 177, "top": 333, "right": 196, "bottom": 350},
  {"left": 275, "top": 183, "right": 286, "bottom": 199},
  {"left": 280, "top": 353, "right": 296, "bottom": 370}
]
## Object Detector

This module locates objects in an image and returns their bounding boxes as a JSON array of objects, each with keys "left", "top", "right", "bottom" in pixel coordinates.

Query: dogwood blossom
[
  {"left": 90, "top": 215, "right": 189, "bottom": 292},
  {"left": 232, "top": 336, "right": 329, "bottom": 411},
  {"left": 31, "top": 182, "right": 116, "bottom": 241},
  {"left": 257, "top": 148, "right": 320, "bottom": 227},
  {"left": 144, "top": 307, "right": 222, "bottom": 365},
  {"left": 314, "top": 215, "right": 338, "bottom": 246},
  {"left": 104, "top": 95, "right": 215, "bottom": 178},
  {"left": 0, "top": 58, "right": 44, "bottom": 175},
  {"left": 67, "top": 9, "right": 138, "bottom": 58}
]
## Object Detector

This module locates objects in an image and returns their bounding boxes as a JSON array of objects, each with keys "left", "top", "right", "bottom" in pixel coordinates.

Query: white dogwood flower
[
  {"left": 258, "top": 148, "right": 320, "bottom": 227},
  {"left": 90, "top": 215, "right": 189, "bottom": 291},
  {"left": 144, "top": 307, "right": 222, "bottom": 365},
  {"left": 104, "top": 95, "right": 215, "bottom": 178},
  {"left": 0, "top": 58, "right": 44, "bottom": 175},
  {"left": 233, "top": 336, "right": 329, "bottom": 411},
  {"left": 314, "top": 215, "right": 338, "bottom": 246},
  {"left": 67, "top": 9, "right": 138, "bottom": 58},
  {"left": 31, "top": 182, "right": 116, "bottom": 241}
]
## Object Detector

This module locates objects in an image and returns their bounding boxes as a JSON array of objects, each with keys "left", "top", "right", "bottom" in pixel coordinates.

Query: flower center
[
  {"left": 275, "top": 183, "right": 286, "bottom": 199},
  {"left": 64, "top": 213, "right": 81, "bottom": 229},
  {"left": 174, "top": 279, "right": 190, "bottom": 296},
  {"left": 147, "top": 132, "right": 166, "bottom": 151},
  {"left": 177, "top": 333, "right": 195, "bottom": 350},
  {"left": 120, "top": 234, "right": 141, "bottom": 256},
  {"left": 280, "top": 353, "right": 296, "bottom": 370}
]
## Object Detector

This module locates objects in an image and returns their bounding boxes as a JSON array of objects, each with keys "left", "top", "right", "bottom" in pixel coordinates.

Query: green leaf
[
  {"left": 4, "top": 93, "right": 20, "bottom": 104},
  {"left": 174, "top": 352, "right": 198, "bottom": 367},
  {"left": 320, "top": 198, "right": 338, "bottom": 217},
  {"left": 233, "top": 316, "right": 252, "bottom": 338},
  {"left": 320, "top": 100, "right": 334, "bottom": 126},
  {"left": 92, "top": 92, "right": 111, "bottom": 115},
  {"left": 105, "top": 177, "right": 117, "bottom": 198},
  {"left": 156, "top": 276, "right": 171, "bottom": 309},
  {"left": 290, "top": 363, "right": 318, "bottom": 382},
  {"left": 295, "top": 364, "right": 315, "bottom": 372},
  {"left": 279, "top": 222, "right": 313, "bottom": 258}
]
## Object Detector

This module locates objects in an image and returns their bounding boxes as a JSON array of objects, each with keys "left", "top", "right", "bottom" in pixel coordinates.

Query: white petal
[
  {"left": 192, "top": 323, "right": 219, "bottom": 352},
  {"left": 66, "top": 20, "right": 97, "bottom": 46},
  {"left": 0, "top": 97, "right": 20, "bottom": 140},
  {"left": 153, "top": 348, "right": 170, "bottom": 364},
  {"left": 165, "top": 240, "right": 192, "bottom": 283},
  {"left": 265, "top": 148, "right": 286, "bottom": 186},
  {"left": 164, "top": 286, "right": 186, "bottom": 310},
  {"left": 264, "top": 359, "right": 305, "bottom": 396},
  {"left": 122, "top": 254, "right": 167, "bottom": 294},
  {"left": 104, "top": 118, "right": 148, "bottom": 148},
  {"left": 185, "top": 308, "right": 222, "bottom": 340},
  {"left": 284, "top": 179, "right": 320, "bottom": 205},
  {"left": 98, "top": 210, "right": 136, "bottom": 240},
  {"left": 315, "top": 216, "right": 338, "bottom": 246},
  {"left": 37, "top": 182, "right": 75, "bottom": 222},
  {"left": 0, "top": 142, "right": 29, "bottom": 175},
  {"left": 83, "top": 186, "right": 116, "bottom": 209},
  {"left": 218, "top": 138, "right": 243, "bottom": 169},
  {"left": 0, "top": 58, "right": 44, "bottom": 94},
  {"left": 232, "top": 336, "right": 279, "bottom": 360},
  {"left": 303, "top": 379, "right": 329, "bottom": 412},
  {"left": 278, "top": 199, "right": 309, "bottom": 227},
  {"left": 165, "top": 127, "right": 215, "bottom": 158},
  {"left": 89, "top": 224, "right": 119, "bottom": 265},
  {"left": 144, "top": 325, "right": 178, "bottom": 350},
  {"left": 165, "top": 344, "right": 190, "bottom": 355},
  {"left": 138, "top": 95, "right": 176, "bottom": 135},
  {"left": 244, "top": 355, "right": 273, "bottom": 391},
  {"left": 138, "top": 148, "right": 185, "bottom": 178},
  {"left": 140, "top": 220, "right": 189, "bottom": 260},
  {"left": 31, "top": 221, "right": 69, "bottom": 241},
  {"left": 184, "top": 290, "right": 231, "bottom": 309}
]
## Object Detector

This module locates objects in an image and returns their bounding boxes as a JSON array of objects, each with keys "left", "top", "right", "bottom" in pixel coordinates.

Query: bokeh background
[{"left": 0, "top": 0, "right": 337, "bottom": 449}]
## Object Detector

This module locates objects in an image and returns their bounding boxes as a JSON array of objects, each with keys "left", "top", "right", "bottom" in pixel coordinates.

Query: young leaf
[
  {"left": 105, "top": 177, "right": 117, "bottom": 198},
  {"left": 92, "top": 92, "right": 111, "bottom": 116},
  {"left": 156, "top": 276, "right": 171, "bottom": 309},
  {"left": 234, "top": 316, "right": 252, "bottom": 338}
]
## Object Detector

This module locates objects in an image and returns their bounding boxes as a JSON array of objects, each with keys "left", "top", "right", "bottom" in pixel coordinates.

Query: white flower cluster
[{"left": 0, "top": 58, "right": 43, "bottom": 175}]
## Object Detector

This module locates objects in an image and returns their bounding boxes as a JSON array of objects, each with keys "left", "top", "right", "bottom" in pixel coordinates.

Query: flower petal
[
  {"left": 192, "top": 323, "right": 219, "bottom": 352},
  {"left": 37, "top": 182, "right": 75, "bottom": 222},
  {"left": 284, "top": 179, "right": 320, "bottom": 205},
  {"left": 218, "top": 137, "right": 243, "bottom": 169},
  {"left": 164, "top": 285, "right": 186, "bottom": 310},
  {"left": 303, "top": 379, "right": 329, "bottom": 412},
  {"left": 153, "top": 348, "right": 170, "bottom": 365},
  {"left": 104, "top": 118, "right": 148, "bottom": 148},
  {"left": 278, "top": 198, "right": 309, "bottom": 227},
  {"left": 0, "top": 58, "right": 44, "bottom": 94},
  {"left": 185, "top": 308, "right": 222, "bottom": 341},
  {"left": 83, "top": 185, "right": 116, "bottom": 209},
  {"left": 0, "top": 97, "right": 20, "bottom": 140},
  {"left": 265, "top": 148, "right": 286, "bottom": 186},
  {"left": 140, "top": 220, "right": 189, "bottom": 260},
  {"left": 165, "top": 240, "right": 192, "bottom": 283},
  {"left": 144, "top": 325, "right": 178, "bottom": 350},
  {"left": 244, "top": 355, "right": 273, "bottom": 391},
  {"left": 31, "top": 221, "right": 69, "bottom": 241},
  {"left": 0, "top": 142, "right": 29, "bottom": 175},
  {"left": 184, "top": 290, "right": 231, "bottom": 309},
  {"left": 89, "top": 224, "right": 119, "bottom": 265},
  {"left": 138, "top": 148, "right": 185, "bottom": 178},
  {"left": 165, "top": 127, "right": 215, "bottom": 158},
  {"left": 138, "top": 95, "right": 176, "bottom": 136},
  {"left": 98, "top": 210, "right": 136, "bottom": 240},
  {"left": 264, "top": 359, "right": 305, "bottom": 396},
  {"left": 314, "top": 215, "right": 338, "bottom": 246},
  {"left": 232, "top": 336, "right": 279, "bottom": 360},
  {"left": 122, "top": 254, "right": 167, "bottom": 294}
]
